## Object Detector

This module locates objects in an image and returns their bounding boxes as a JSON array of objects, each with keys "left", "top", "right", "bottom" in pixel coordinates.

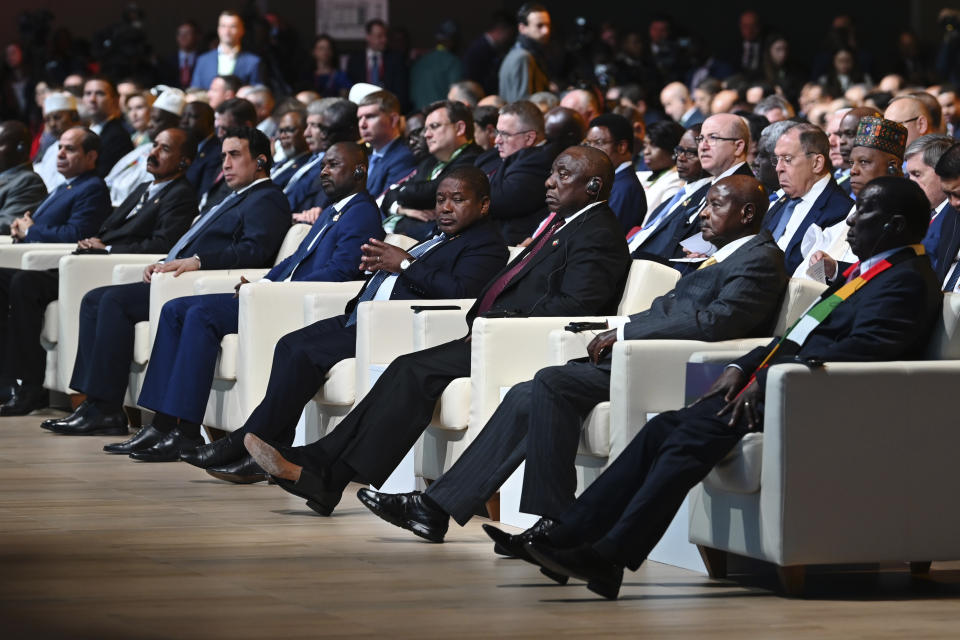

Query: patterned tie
[
  {"left": 345, "top": 233, "right": 448, "bottom": 326},
  {"left": 944, "top": 260, "right": 960, "bottom": 292},
  {"left": 771, "top": 197, "right": 801, "bottom": 241},
  {"left": 696, "top": 256, "right": 718, "bottom": 270},
  {"left": 165, "top": 191, "right": 237, "bottom": 261},
  {"left": 477, "top": 217, "right": 564, "bottom": 315}
]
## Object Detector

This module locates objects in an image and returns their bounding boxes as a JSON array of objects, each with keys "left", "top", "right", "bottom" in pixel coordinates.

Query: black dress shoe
[
  {"left": 41, "top": 400, "right": 93, "bottom": 431},
  {"left": 128, "top": 428, "right": 203, "bottom": 462},
  {"left": 103, "top": 425, "right": 165, "bottom": 454},
  {"left": 206, "top": 455, "right": 268, "bottom": 484},
  {"left": 180, "top": 433, "right": 244, "bottom": 469},
  {"left": 0, "top": 381, "right": 17, "bottom": 404},
  {"left": 357, "top": 488, "right": 449, "bottom": 543},
  {"left": 525, "top": 541, "right": 624, "bottom": 600},
  {"left": 272, "top": 468, "right": 342, "bottom": 516},
  {"left": 482, "top": 518, "right": 568, "bottom": 584},
  {"left": 0, "top": 385, "right": 48, "bottom": 416},
  {"left": 49, "top": 405, "right": 129, "bottom": 436}
]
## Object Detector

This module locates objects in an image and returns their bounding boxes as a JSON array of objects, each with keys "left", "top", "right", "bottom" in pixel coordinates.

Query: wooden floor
[{"left": 3, "top": 414, "right": 960, "bottom": 639}]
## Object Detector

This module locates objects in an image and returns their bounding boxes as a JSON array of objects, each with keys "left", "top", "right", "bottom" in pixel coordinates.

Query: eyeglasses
[
  {"left": 277, "top": 126, "right": 299, "bottom": 134},
  {"left": 584, "top": 137, "right": 614, "bottom": 147},
  {"left": 425, "top": 121, "right": 453, "bottom": 132},
  {"left": 673, "top": 145, "right": 698, "bottom": 159},
  {"left": 695, "top": 134, "right": 740, "bottom": 146},
  {"left": 775, "top": 152, "right": 816, "bottom": 166},
  {"left": 894, "top": 116, "right": 920, "bottom": 126},
  {"left": 496, "top": 129, "right": 534, "bottom": 139}
]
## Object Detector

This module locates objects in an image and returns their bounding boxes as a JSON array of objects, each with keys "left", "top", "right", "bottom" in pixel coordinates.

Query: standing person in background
[{"left": 498, "top": 4, "right": 552, "bottom": 102}]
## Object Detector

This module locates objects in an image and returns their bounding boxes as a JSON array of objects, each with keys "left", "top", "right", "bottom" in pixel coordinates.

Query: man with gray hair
[
  {"left": 910, "top": 134, "right": 960, "bottom": 268},
  {"left": 753, "top": 95, "right": 794, "bottom": 123},
  {"left": 751, "top": 119, "right": 795, "bottom": 201}
]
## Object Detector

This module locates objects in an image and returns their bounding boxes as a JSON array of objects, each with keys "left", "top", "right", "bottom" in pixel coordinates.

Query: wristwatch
[{"left": 399, "top": 258, "right": 415, "bottom": 271}]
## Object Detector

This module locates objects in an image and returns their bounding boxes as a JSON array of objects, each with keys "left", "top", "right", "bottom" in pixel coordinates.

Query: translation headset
[
  {"left": 16, "top": 140, "right": 27, "bottom": 154},
  {"left": 256, "top": 156, "right": 266, "bottom": 170},
  {"left": 887, "top": 161, "right": 898, "bottom": 176},
  {"left": 586, "top": 177, "right": 601, "bottom": 199},
  {"left": 354, "top": 166, "right": 365, "bottom": 179}
]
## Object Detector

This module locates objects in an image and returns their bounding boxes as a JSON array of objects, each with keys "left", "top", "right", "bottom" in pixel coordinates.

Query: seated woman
[{"left": 637, "top": 120, "right": 685, "bottom": 218}]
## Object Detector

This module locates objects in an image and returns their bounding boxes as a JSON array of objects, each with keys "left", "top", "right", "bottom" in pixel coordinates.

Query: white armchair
[
  {"left": 415, "top": 259, "right": 684, "bottom": 483},
  {"left": 687, "top": 293, "right": 960, "bottom": 594}
]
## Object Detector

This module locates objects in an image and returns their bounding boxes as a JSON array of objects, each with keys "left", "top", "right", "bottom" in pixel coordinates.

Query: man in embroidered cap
[
  {"left": 104, "top": 88, "right": 188, "bottom": 206},
  {"left": 34, "top": 92, "right": 81, "bottom": 191}
]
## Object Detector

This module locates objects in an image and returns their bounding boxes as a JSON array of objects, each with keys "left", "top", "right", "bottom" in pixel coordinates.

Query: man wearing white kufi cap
[
  {"left": 105, "top": 88, "right": 187, "bottom": 206},
  {"left": 34, "top": 92, "right": 81, "bottom": 191}
]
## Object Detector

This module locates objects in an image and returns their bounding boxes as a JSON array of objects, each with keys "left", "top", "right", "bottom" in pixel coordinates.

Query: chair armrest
[
  {"left": 409, "top": 300, "right": 475, "bottom": 350},
  {"left": 193, "top": 274, "right": 246, "bottom": 295},
  {"left": 0, "top": 243, "right": 77, "bottom": 269},
  {"left": 21, "top": 248, "right": 75, "bottom": 271},
  {"left": 759, "top": 360, "right": 960, "bottom": 565},
  {"left": 110, "top": 255, "right": 167, "bottom": 285},
  {"left": 300, "top": 281, "right": 365, "bottom": 324},
  {"left": 688, "top": 349, "right": 761, "bottom": 364}
]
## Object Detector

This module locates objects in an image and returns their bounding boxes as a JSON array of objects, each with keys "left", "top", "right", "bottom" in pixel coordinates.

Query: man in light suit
[
  {"left": 44, "top": 127, "right": 290, "bottom": 437},
  {"left": 763, "top": 123, "right": 852, "bottom": 273},
  {"left": 182, "top": 165, "right": 510, "bottom": 482},
  {"left": 108, "top": 142, "right": 382, "bottom": 462},
  {"left": 243, "top": 146, "right": 632, "bottom": 516},
  {"left": 498, "top": 4, "right": 551, "bottom": 102},
  {"left": 190, "top": 11, "right": 263, "bottom": 89},
  {"left": 0, "top": 128, "right": 198, "bottom": 416},
  {"left": 358, "top": 90, "right": 417, "bottom": 198},
  {"left": 511, "top": 177, "right": 941, "bottom": 600},
  {"left": 0, "top": 121, "right": 47, "bottom": 234},
  {"left": 358, "top": 175, "right": 788, "bottom": 544}
]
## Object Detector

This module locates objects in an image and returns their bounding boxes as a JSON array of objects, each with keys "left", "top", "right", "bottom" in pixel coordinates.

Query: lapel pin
[{"left": 551, "top": 239, "right": 559, "bottom": 246}]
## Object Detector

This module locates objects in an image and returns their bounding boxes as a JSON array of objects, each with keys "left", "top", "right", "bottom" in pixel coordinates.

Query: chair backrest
[
  {"left": 384, "top": 233, "right": 418, "bottom": 250},
  {"left": 273, "top": 223, "right": 313, "bottom": 265},
  {"left": 924, "top": 292, "right": 960, "bottom": 359},
  {"left": 771, "top": 278, "right": 828, "bottom": 336},
  {"left": 617, "top": 259, "right": 683, "bottom": 315}
]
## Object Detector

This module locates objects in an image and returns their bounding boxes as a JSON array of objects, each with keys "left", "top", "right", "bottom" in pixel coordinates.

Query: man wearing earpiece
[
  {"left": 44, "top": 127, "right": 290, "bottom": 437},
  {"left": 96, "top": 141, "right": 383, "bottom": 462},
  {"left": 0, "top": 121, "right": 47, "bottom": 234}
]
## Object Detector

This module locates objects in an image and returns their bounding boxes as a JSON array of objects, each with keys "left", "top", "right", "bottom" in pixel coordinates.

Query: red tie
[{"left": 477, "top": 218, "right": 564, "bottom": 315}]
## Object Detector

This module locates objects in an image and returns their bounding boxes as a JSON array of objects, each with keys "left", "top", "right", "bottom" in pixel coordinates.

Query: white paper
[
  {"left": 678, "top": 232, "right": 717, "bottom": 256},
  {"left": 805, "top": 257, "right": 827, "bottom": 283}
]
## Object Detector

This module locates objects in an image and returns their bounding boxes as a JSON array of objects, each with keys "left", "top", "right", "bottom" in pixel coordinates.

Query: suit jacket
[
  {"left": 270, "top": 151, "right": 311, "bottom": 191},
  {"left": 157, "top": 51, "right": 197, "bottom": 88},
  {"left": 466, "top": 203, "right": 631, "bottom": 326},
  {"left": 284, "top": 155, "right": 326, "bottom": 212},
  {"left": 96, "top": 118, "right": 135, "bottom": 179},
  {"left": 679, "top": 108, "right": 706, "bottom": 128},
  {"left": 266, "top": 191, "right": 383, "bottom": 282},
  {"left": 763, "top": 178, "right": 852, "bottom": 273},
  {"left": 173, "top": 180, "right": 290, "bottom": 269},
  {"left": 25, "top": 171, "right": 110, "bottom": 243},
  {"left": 925, "top": 204, "right": 960, "bottom": 284},
  {"left": 0, "top": 163, "right": 47, "bottom": 230},
  {"left": 190, "top": 50, "right": 263, "bottom": 88},
  {"left": 346, "top": 50, "right": 409, "bottom": 109},
  {"left": 98, "top": 177, "right": 197, "bottom": 254},
  {"left": 624, "top": 231, "right": 786, "bottom": 342},
  {"left": 610, "top": 168, "right": 648, "bottom": 235},
  {"left": 483, "top": 142, "right": 562, "bottom": 245},
  {"left": 185, "top": 136, "right": 222, "bottom": 199},
  {"left": 498, "top": 41, "right": 550, "bottom": 102},
  {"left": 344, "top": 216, "right": 509, "bottom": 315},
  {"left": 734, "top": 248, "right": 941, "bottom": 392},
  {"left": 367, "top": 137, "right": 417, "bottom": 197}
]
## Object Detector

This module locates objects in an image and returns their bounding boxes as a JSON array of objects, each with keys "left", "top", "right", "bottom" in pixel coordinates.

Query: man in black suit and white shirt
[
  {"left": 514, "top": 177, "right": 941, "bottom": 600},
  {"left": 358, "top": 175, "right": 787, "bottom": 543},
  {"left": 244, "top": 146, "right": 632, "bottom": 516}
]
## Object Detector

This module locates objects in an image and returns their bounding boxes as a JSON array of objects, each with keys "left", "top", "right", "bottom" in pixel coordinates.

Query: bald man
[
  {"left": 0, "top": 121, "right": 47, "bottom": 233},
  {"left": 544, "top": 106, "right": 586, "bottom": 149},
  {"left": 359, "top": 174, "right": 788, "bottom": 546},
  {"left": 885, "top": 96, "right": 933, "bottom": 147},
  {"left": 661, "top": 81, "right": 705, "bottom": 127},
  {"left": 245, "top": 146, "right": 632, "bottom": 517},
  {"left": 559, "top": 89, "right": 601, "bottom": 126}
]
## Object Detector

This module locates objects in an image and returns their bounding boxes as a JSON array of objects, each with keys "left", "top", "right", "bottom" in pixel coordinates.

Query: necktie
[
  {"left": 944, "top": 260, "right": 960, "bottom": 292},
  {"left": 180, "top": 60, "right": 191, "bottom": 87},
  {"left": 646, "top": 188, "right": 687, "bottom": 229},
  {"left": 696, "top": 256, "right": 718, "bottom": 270},
  {"left": 285, "top": 154, "right": 322, "bottom": 192},
  {"left": 165, "top": 191, "right": 237, "bottom": 261},
  {"left": 369, "top": 53, "right": 381, "bottom": 85},
  {"left": 368, "top": 152, "right": 382, "bottom": 188},
  {"left": 771, "top": 197, "right": 801, "bottom": 241},
  {"left": 345, "top": 233, "right": 448, "bottom": 326},
  {"left": 477, "top": 218, "right": 564, "bottom": 315}
]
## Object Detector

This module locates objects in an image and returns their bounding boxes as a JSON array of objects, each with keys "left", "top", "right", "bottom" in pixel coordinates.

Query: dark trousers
[
  {"left": 549, "top": 395, "right": 747, "bottom": 570},
  {"left": 237, "top": 314, "right": 356, "bottom": 447},
  {"left": 136, "top": 293, "right": 239, "bottom": 424},
  {"left": 289, "top": 338, "right": 471, "bottom": 487},
  {"left": 426, "top": 360, "right": 612, "bottom": 525},
  {"left": 0, "top": 268, "right": 59, "bottom": 384},
  {"left": 70, "top": 282, "right": 150, "bottom": 406}
]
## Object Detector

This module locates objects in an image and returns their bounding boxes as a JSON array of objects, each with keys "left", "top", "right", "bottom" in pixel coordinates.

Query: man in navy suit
[
  {"left": 585, "top": 114, "right": 647, "bottom": 234},
  {"left": 96, "top": 142, "right": 381, "bottom": 461},
  {"left": 929, "top": 144, "right": 960, "bottom": 289},
  {"left": 0, "top": 129, "right": 198, "bottom": 416},
  {"left": 346, "top": 19, "right": 409, "bottom": 109},
  {"left": 81, "top": 77, "right": 133, "bottom": 179},
  {"left": 513, "top": 177, "right": 942, "bottom": 600},
  {"left": 243, "top": 146, "right": 631, "bottom": 516},
  {"left": 182, "top": 165, "right": 510, "bottom": 482},
  {"left": 358, "top": 91, "right": 417, "bottom": 199},
  {"left": 763, "top": 123, "right": 852, "bottom": 273},
  {"left": 44, "top": 127, "right": 290, "bottom": 437},
  {"left": 180, "top": 102, "right": 221, "bottom": 201},
  {"left": 190, "top": 11, "right": 263, "bottom": 89}
]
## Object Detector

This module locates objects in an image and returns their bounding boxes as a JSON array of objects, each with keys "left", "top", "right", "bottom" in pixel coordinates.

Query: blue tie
[
  {"left": 945, "top": 260, "right": 960, "bottom": 292},
  {"left": 165, "top": 191, "right": 237, "bottom": 261},
  {"left": 771, "top": 197, "right": 801, "bottom": 241},
  {"left": 645, "top": 188, "right": 688, "bottom": 230},
  {"left": 345, "top": 233, "right": 447, "bottom": 326}
]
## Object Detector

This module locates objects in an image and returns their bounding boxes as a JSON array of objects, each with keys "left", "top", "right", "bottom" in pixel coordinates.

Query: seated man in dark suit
[
  {"left": 180, "top": 101, "right": 221, "bottom": 201},
  {"left": 0, "top": 128, "right": 198, "bottom": 415},
  {"left": 190, "top": 11, "right": 263, "bottom": 89},
  {"left": 108, "top": 142, "right": 383, "bottom": 461},
  {"left": 358, "top": 90, "right": 417, "bottom": 199},
  {"left": 584, "top": 113, "right": 648, "bottom": 234},
  {"left": 268, "top": 107, "right": 310, "bottom": 190},
  {"left": 0, "top": 121, "right": 47, "bottom": 234},
  {"left": 508, "top": 177, "right": 941, "bottom": 600},
  {"left": 243, "top": 146, "right": 632, "bottom": 516},
  {"left": 182, "top": 165, "right": 510, "bottom": 482},
  {"left": 199, "top": 98, "right": 258, "bottom": 211},
  {"left": 82, "top": 77, "right": 133, "bottom": 178},
  {"left": 925, "top": 143, "right": 960, "bottom": 290},
  {"left": 384, "top": 100, "right": 482, "bottom": 241},
  {"left": 358, "top": 175, "right": 787, "bottom": 542},
  {"left": 763, "top": 123, "right": 852, "bottom": 273},
  {"left": 9, "top": 127, "right": 110, "bottom": 243},
  {"left": 44, "top": 127, "right": 291, "bottom": 436}
]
